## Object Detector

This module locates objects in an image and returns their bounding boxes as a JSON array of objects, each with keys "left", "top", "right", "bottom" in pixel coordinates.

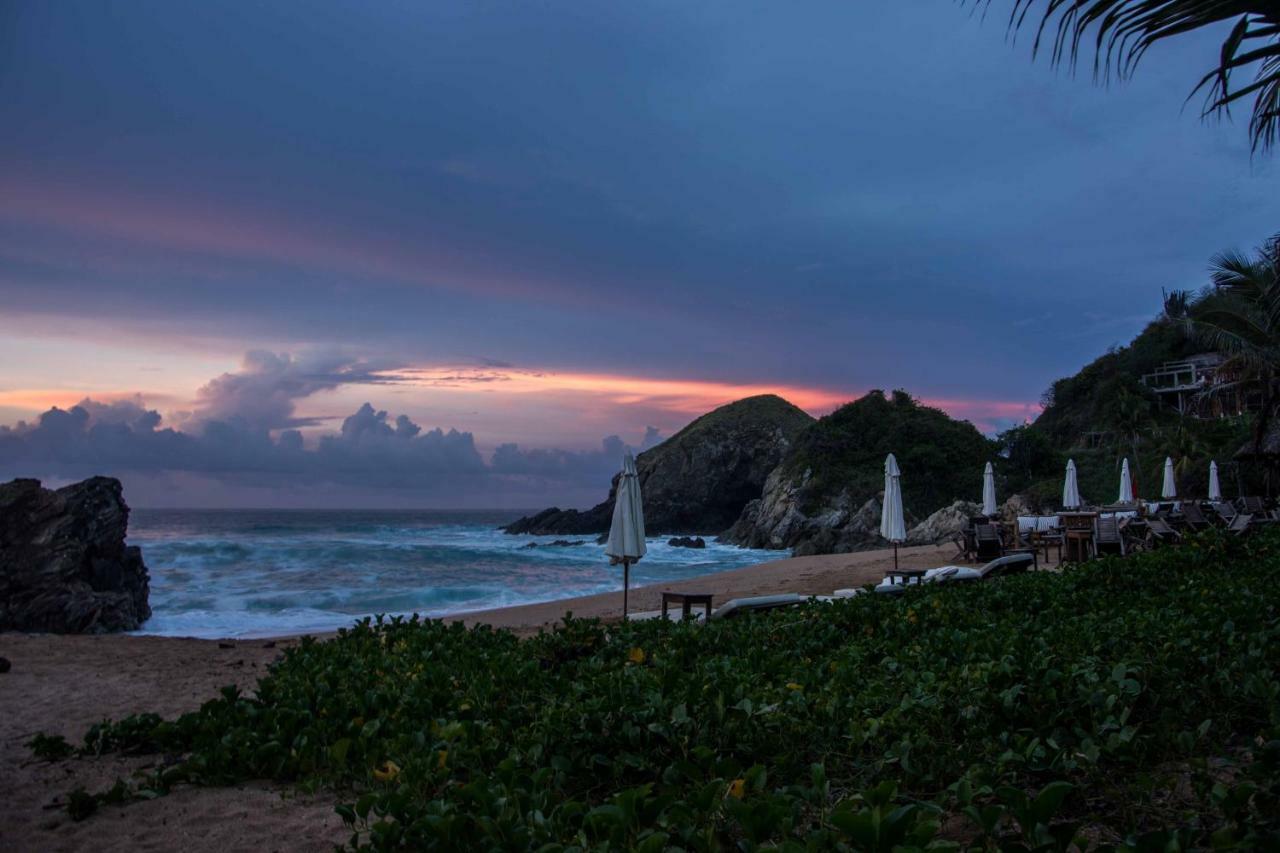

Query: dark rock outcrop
[
  {"left": 667, "top": 536, "right": 706, "bottom": 549},
  {"left": 504, "top": 395, "right": 815, "bottom": 536},
  {"left": 723, "top": 391, "right": 992, "bottom": 556},
  {"left": 0, "top": 477, "right": 151, "bottom": 633}
]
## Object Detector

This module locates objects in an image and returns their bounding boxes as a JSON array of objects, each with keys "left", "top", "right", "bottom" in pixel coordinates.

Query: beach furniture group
[{"left": 616, "top": 452, "right": 1275, "bottom": 624}]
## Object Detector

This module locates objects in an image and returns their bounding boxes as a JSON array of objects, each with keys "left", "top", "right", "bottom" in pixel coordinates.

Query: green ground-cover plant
[{"left": 42, "top": 531, "right": 1280, "bottom": 850}]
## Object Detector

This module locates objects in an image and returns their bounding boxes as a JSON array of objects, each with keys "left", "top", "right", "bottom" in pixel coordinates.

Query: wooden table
[
  {"left": 885, "top": 568, "right": 928, "bottom": 586},
  {"left": 661, "top": 591, "right": 714, "bottom": 621}
]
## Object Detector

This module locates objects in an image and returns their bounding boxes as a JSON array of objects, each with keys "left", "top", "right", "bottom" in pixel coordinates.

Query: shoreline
[
  {"left": 0, "top": 543, "right": 1049, "bottom": 851},
  {"left": 133, "top": 541, "right": 967, "bottom": 641}
]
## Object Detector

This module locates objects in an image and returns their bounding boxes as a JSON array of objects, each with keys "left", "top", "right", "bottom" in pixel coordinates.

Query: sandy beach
[{"left": 0, "top": 542, "right": 1048, "bottom": 852}]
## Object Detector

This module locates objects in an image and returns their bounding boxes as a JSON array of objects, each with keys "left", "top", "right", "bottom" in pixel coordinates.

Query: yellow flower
[
  {"left": 437, "top": 749, "right": 448, "bottom": 769},
  {"left": 728, "top": 778, "right": 746, "bottom": 799},
  {"left": 628, "top": 647, "right": 646, "bottom": 664},
  {"left": 373, "top": 760, "right": 400, "bottom": 782},
  {"left": 786, "top": 682, "right": 803, "bottom": 691},
  {"left": 907, "top": 609, "right": 918, "bottom": 624}
]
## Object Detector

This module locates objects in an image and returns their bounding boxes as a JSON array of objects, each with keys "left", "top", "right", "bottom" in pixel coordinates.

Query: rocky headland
[{"left": 503, "top": 394, "right": 814, "bottom": 536}]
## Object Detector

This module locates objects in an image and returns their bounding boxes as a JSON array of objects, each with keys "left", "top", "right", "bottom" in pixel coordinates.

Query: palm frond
[{"left": 967, "top": 2, "right": 1280, "bottom": 153}]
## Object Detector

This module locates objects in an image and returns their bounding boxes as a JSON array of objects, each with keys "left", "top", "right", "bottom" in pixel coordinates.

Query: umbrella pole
[
  {"left": 893, "top": 542, "right": 899, "bottom": 571},
  {"left": 623, "top": 558, "right": 630, "bottom": 619}
]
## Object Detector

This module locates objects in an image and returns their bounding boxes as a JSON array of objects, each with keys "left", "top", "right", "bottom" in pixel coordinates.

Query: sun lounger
[
  {"left": 630, "top": 593, "right": 811, "bottom": 622},
  {"left": 1145, "top": 516, "right": 1181, "bottom": 546},
  {"left": 1212, "top": 501, "right": 1238, "bottom": 525},
  {"left": 1228, "top": 513, "right": 1255, "bottom": 536},
  {"left": 1239, "top": 496, "right": 1269, "bottom": 514},
  {"left": 707, "top": 594, "right": 809, "bottom": 621},
  {"left": 870, "top": 552, "right": 1034, "bottom": 595},
  {"left": 1180, "top": 503, "right": 1212, "bottom": 532}
]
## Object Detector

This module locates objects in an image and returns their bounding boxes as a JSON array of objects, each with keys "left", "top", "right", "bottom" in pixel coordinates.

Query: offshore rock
[
  {"left": 667, "top": 536, "right": 706, "bottom": 549},
  {"left": 504, "top": 395, "right": 814, "bottom": 536},
  {"left": 0, "top": 477, "right": 151, "bottom": 633}
]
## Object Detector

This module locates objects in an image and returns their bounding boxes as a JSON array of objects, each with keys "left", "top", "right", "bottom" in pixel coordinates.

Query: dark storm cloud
[
  {"left": 0, "top": 397, "right": 646, "bottom": 500},
  {"left": 0, "top": 1, "right": 1276, "bottom": 405}
]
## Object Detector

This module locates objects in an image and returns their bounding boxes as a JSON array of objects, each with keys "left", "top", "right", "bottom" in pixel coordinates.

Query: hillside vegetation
[
  {"left": 53, "top": 531, "right": 1280, "bottom": 849},
  {"left": 1000, "top": 318, "right": 1256, "bottom": 508},
  {"left": 783, "top": 390, "right": 993, "bottom": 516}
]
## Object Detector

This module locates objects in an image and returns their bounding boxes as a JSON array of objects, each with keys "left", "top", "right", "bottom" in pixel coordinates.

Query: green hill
[{"left": 784, "top": 389, "right": 994, "bottom": 517}]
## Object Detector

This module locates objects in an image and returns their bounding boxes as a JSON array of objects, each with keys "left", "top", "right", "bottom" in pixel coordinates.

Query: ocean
[{"left": 129, "top": 509, "right": 775, "bottom": 638}]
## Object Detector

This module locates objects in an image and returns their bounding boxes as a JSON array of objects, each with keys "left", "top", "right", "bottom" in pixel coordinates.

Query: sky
[{"left": 0, "top": 1, "right": 1276, "bottom": 508}]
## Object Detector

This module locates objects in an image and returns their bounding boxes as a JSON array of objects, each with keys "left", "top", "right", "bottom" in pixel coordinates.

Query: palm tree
[
  {"left": 1108, "top": 384, "right": 1154, "bottom": 488},
  {"left": 967, "top": 2, "right": 1280, "bottom": 153},
  {"left": 1179, "top": 233, "right": 1280, "bottom": 455}
]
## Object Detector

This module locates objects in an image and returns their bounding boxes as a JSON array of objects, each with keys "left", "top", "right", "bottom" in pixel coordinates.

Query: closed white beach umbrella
[
  {"left": 1161, "top": 457, "right": 1177, "bottom": 500},
  {"left": 1062, "top": 459, "right": 1082, "bottom": 510},
  {"left": 982, "top": 461, "right": 998, "bottom": 517},
  {"left": 605, "top": 450, "right": 646, "bottom": 618},
  {"left": 1118, "top": 458, "right": 1134, "bottom": 505},
  {"left": 1209, "top": 460, "right": 1222, "bottom": 501},
  {"left": 881, "top": 453, "right": 906, "bottom": 570}
]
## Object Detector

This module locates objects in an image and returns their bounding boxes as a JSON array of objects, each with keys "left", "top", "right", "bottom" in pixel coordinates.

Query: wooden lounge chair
[
  {"left": 1239, "top": 496, "right": 1269, "bottom": 514},
  {"left": 1227, "top": 513, "right": 1254, "bottom": 536},
  {"left": 1212, "top": 501, "right": 1238, "bottom": 525},
  {"left": 1145, "top": 516, "right": 1181, "bottom": 547},
  {"left": 1094, "top": 515, "right": 1125, "bottom": 557},
  {"left": 1180, "top": 503, "right": 1212, "bottom": 532},
  {"left": 974, "top": 523, "right": 1004, "bottom": 561}
]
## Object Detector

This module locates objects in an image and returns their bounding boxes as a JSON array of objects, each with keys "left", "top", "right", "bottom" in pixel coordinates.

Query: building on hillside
[{"left": 1140, "top": 353, "right": 1260, "bottom": 418}]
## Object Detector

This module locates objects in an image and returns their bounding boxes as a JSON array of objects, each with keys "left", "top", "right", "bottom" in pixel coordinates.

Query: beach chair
[
  {"left": 1239, "top": 496, "right": 1269, "bottom": 515},
  {"left": 864, "top": 552, "right": 1035, "bottom": 596},
  {"left": 1227, "top": 513, "right": 1254, "bottom": 536},
  {"left": 1145, "top": 516, "right": 1181, "bottom": 547},
  {"left": 1212, "top": 501, "right": 1238, "bottom": 525},
  {"left": 1093, "top": 515, "right": 1126, "bottom": 557},
  {"left": 1180, "top": 503, "right": 1212, "bottom": 532},
  {"left": 708, "top": 594, "right": 808, "bottom": 621},
  {"left": 973, "top": 523, "right": 1004, "bottom": 561},
  {"left": 951, "top": 526, "right": 978, "bottom": 562},
  {"left": 1031, "top": 527, "right": 1064, "bottom": 565}
]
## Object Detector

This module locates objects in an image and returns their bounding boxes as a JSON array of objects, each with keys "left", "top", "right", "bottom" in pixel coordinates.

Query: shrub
[{"left": 71, "top": 530, "right": 1280, "bottom": 849}]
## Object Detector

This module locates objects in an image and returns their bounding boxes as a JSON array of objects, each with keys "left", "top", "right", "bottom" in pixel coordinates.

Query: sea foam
[{"left": 129, "top": 509, "right": 772, "bottom": 639}]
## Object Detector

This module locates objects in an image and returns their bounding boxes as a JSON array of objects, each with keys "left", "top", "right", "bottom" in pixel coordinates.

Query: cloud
[
  {"left": 640, "top": 426, "right": 664, "bottom": 450},
  {"left": 0, "top": 395, "right": 658, "bottom": 506},
  {"left": 184, "top": 349, "right": 403, "bottom": 433}
]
